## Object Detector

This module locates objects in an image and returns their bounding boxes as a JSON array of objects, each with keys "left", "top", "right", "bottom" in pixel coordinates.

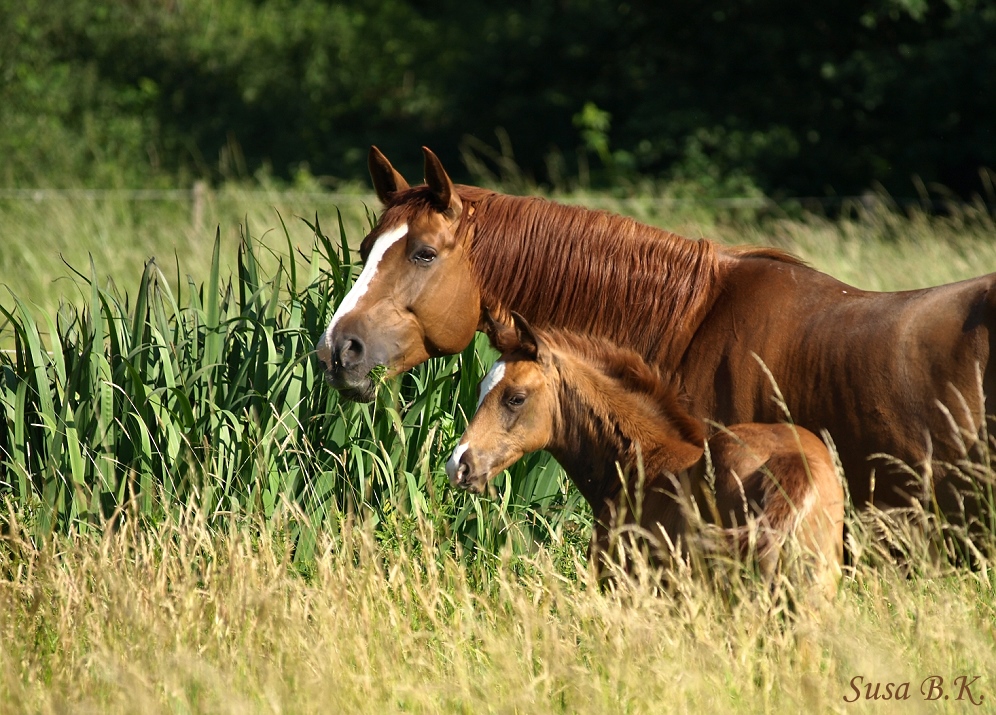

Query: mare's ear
[
  {"left": 423, "top": 146, "right": 463, "bottom": 221},
  {"left": 510, "top": 312, "right": 540, "bottom": 361},
  {"left": 368, "top": 146, "right": 410, "bottom": 204}
]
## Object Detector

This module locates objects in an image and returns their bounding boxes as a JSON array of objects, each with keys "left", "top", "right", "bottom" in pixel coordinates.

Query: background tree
[{"left": 1, "top": 0, "right": 993, "bottom": 198}]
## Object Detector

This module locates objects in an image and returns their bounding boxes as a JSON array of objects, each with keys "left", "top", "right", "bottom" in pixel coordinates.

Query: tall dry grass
[{"left": 1, "top": 505, "right": 995, "bottom": 714}]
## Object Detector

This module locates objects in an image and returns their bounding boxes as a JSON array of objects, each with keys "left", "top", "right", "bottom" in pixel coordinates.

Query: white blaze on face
[
  {"left": 316, "top": 223, "right": 408, "bottom": 360},
  {"left": 445, "top": 442, "right": 469, "bottom": 483},
  {"left": 477, "top": 360, "right": 506, "bottom": 408}
]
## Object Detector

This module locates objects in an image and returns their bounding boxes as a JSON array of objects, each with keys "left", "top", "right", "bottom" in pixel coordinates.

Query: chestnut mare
[
  {"left": 315, "top": 146, "right": 996, "bottom": 518},
  {"left": 445, "top": 314, "right": 844, "bottom": 586}
]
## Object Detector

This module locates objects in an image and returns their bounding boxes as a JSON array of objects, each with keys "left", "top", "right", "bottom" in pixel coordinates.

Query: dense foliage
[
  {"left": 1, "top": 0, "right": 994, "bottom": 196},
  {"left": 0, "top": 214, "right": 583, "bottom": 557}
]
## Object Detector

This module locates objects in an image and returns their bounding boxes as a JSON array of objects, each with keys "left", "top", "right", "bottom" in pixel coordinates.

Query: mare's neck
[{"left": 466, "top": 192, "right": 722, "bottom": 371}]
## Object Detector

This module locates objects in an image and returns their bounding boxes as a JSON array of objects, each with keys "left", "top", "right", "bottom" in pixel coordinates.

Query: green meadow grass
[
  {"left": 0, "top": 187, "right": 995, "bottom": 712},
  {"left": 0, "top": 182, "right": 375, "bottom": 318}
]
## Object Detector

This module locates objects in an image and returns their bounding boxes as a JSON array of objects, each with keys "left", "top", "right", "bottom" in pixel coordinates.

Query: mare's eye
[
  {"left": 506, "top": 393, "right": 526, "bottom": 409},
  {"left": 412, "top": 247, "right": 436, "bottom": 264}
]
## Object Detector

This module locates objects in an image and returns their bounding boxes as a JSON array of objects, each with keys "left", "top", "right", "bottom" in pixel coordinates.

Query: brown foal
[{"left": 446, "top": 314, "right": 844, "bottom": 588}]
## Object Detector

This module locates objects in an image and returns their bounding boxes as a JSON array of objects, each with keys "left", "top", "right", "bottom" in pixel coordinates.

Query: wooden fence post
[{"left": 192, "top": 180, "right": 208, "bottom": 232}]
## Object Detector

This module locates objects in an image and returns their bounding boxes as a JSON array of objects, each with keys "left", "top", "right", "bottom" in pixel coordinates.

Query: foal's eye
[
  {"left": 506, "top": 393, "right": 526, "bottom": 409},
  {"left": 412, "top": 247, "right": 436, "bottom": 264}
]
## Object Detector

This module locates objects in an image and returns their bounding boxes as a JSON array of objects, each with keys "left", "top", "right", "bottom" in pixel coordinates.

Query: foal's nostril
[{"left": 456, "top": 462, "right": 469, "bottom": 485}]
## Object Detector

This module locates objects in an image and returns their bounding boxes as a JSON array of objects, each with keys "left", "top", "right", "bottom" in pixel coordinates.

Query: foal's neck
[{"left": 544, "top": 348, "right": 705, "bottom": 511}]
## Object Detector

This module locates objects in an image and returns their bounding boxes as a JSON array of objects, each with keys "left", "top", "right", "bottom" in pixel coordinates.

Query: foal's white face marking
[
  {"left": 445, "top": 361, "right": 507, "bottom": 485},
  {"left": 477, "top": 360, "right": 506, "bottom": 408},
  {"left": 317, "top": 223, "right": 408, "bottom": 356}
]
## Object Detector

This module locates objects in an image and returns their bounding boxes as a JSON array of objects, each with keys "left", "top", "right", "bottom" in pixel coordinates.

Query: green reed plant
[{"left": 0, "top": 211, "right": 588, "bottom": 560}]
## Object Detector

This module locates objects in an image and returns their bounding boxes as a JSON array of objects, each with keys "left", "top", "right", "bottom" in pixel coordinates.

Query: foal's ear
[
  {"left": 423, "top": 146, "right": 463, "bottom": 221},
  {"left": 368, "top": 146, "right": 410, "bottom": 204},
  {"left": 510, "top": 311, "right": 540, "bottom": 361},
  {"left": 482, "top": 308, "right": 518, "bottom": 354}
]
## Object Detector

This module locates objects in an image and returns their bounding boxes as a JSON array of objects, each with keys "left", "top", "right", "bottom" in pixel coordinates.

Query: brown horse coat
[
  {"left": 681, "top": 256, "right": 996, "bottom": 513},
  {"left": 317, "top": 147, "right": 996, "bottom": 516}
]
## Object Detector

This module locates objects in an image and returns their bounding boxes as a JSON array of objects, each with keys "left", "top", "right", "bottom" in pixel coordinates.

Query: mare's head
[
  {"left": 446, "top": 313, "right": 557, "bottom": 493},
  {"left": 315, "top": 147, "right": 482, "bottom": 401}
]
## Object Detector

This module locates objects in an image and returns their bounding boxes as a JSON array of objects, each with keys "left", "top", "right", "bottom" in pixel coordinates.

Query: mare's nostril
[
  {"left": 337, "top": 335, "right": 366, "bottom": 369},
  {"left": 456, "top": 462, "right": 469, "bottom": 485}
]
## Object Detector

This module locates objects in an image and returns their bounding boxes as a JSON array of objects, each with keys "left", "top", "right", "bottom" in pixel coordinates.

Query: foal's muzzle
[{"left": 446, "top": 448, "right": 484, "bottom": 493}]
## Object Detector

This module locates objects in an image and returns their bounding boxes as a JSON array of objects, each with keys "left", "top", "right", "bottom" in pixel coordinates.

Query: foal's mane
[{"left": 369, "top": 184, "right": 802, "bottom": 368}]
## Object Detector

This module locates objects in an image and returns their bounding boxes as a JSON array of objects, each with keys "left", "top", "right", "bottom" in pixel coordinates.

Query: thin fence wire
[
  {"left": 0, "top": 187, "right": 989, "bottom": 213},
  {"left": 0, "top": 187, "right": 775, "bottom": 207},
  {"left": 0, "top": 188, "right": 370, "bottom": 203}
]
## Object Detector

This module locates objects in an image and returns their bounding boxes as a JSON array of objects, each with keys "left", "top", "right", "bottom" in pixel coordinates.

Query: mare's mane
[{"left": 367, "top": 184, "right": 802, "bottom": 367}]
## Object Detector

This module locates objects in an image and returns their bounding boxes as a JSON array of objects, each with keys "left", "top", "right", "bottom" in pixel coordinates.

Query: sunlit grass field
[
  {"left": 0, "top": 183, "right": 374, "bottom": 318},
  {"left": 1, "top": 185, "right": 996, "bottom": 712},
  {"left": 2, "top": 509, "right": 996, "bottom": 713},
  {"left": 0, "top": 506, "right": 996, "bottom": 713},
  {"left": 3, "top": 183, "right": 995, "bottom": 317}
]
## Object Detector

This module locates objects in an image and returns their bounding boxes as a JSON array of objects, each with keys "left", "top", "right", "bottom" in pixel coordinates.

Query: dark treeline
[{"left": 1, "top": 0, "right": 994, "bottom": 198}]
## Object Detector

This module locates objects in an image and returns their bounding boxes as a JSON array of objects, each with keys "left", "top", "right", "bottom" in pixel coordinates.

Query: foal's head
[
  {"left": 446, "top": 313, "right": 559, "bottom": 493},
  {"left": 448, "top": 313, "right": 706, "bottom": 494}
]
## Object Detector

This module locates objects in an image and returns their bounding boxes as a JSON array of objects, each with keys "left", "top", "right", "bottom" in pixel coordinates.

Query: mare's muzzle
[{"left": 316, "top": 328, "right": 381, "bottom": 403}]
